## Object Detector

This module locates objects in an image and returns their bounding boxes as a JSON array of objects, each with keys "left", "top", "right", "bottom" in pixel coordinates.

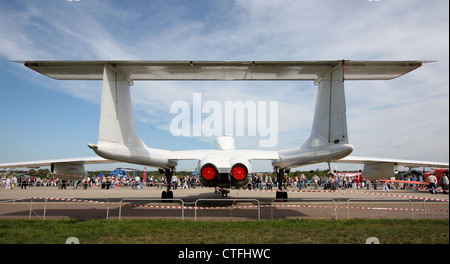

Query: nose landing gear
[{"left": 215, "top": 188, "right": 230, "bottom": 197}]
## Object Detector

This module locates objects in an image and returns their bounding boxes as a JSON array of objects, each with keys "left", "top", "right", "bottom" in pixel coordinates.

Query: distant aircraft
[{"left": 1, "top": 60, "right": 448, "bottom": 199}]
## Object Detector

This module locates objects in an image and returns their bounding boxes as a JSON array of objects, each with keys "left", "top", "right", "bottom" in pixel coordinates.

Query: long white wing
[
  {"left": 0, "top": 157, "right": 118, "bottom": 169},
  {"left": 334, "top": 156, "right": 449, "bottom": 168},
  {"left": 16, "top": 60, "right": 426, "bottom": 81},
  {"left": 0, "top": 157, "right": 121, "bottom": 180},
  {"left": 331, "top": 156, "right": 448, "bottom": 181}
]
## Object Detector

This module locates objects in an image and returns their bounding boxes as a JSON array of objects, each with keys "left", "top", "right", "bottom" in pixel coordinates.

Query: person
[
  {"left": 101, "top": 176, "right": 106, "bottom": 189},
  {"left": 61, "top": 180, "right": 67, "bottom": 189},
  {"left": 373, "top": 180, "right": 378, "bottom": 190},
  {"left": 334, "top": 176, "right": 340, "bottom": 190},
  {"left": 105, "top": 176, "right": 111, "bottom": 190},
  {"left": 183, "top": 175, "right": 189, "bottom": 189},
  {"left": 135, "top": 175, "right": 141, "bottom": 189},
  {"left": 382, "top": 180, "right": 389, "bottom": 192},
  {"left": 264, "top": 174, "right": 271, "bottom": 190},
  {"left": 312, "top": 175, "right": 319, "bottom": 189},
  {"left": 20, "top": 176, "right": 28, "bottom": 189},
  {"left": 440, "top": 174, "right": 449, "bottom": 194},
  {"left": 329, "top": 177, "right": 336, "bottom": 191},
  {"left": 427, "top": 173, "right": 438, "bottom": 194},
  {"left": 5, "top": 177, "right": 11, "bottom": 190}
]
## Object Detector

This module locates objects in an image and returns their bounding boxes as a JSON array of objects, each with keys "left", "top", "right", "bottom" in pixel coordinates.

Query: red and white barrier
[
  {"left": 242, "top": 188, "right": 449, "bottom": 202},
  {"left": 23, "top": 196, "right": 448, "bottom": 213}
]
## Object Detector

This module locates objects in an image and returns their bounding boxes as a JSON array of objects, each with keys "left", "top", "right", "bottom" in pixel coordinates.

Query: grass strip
[{"left": 0, "top": 219, "right": 448, "bottom": 244}]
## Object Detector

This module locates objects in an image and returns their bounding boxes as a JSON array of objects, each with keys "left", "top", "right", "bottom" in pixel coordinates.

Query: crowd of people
[
  {"left": 0, "top": 173, "right": 201, "bottom": 190},
  {"left": 247, "top": 172, "right": 449, "bottom": 194},
  {"left": 1, "top": 171, "right": 448, "bottom": 194},
  {"left": 249, "top": 173, "right": 373, "bottom": 191}
]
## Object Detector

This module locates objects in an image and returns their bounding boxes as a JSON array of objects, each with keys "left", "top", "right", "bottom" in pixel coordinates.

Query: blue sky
[{"left": 0, "top": 0, "right": 448, "bottom": 172}]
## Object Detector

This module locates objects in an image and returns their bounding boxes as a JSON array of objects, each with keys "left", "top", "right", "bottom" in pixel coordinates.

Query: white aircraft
[{"left": 1, "top": 60, "right": 448, "bottom": 199}]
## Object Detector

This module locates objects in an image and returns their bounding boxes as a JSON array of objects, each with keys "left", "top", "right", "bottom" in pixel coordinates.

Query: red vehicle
[
  {"left": 380, "top": 168, "right": 449, "bottom": 192},
  {"left": 423, "top": 168, "right": 449, "bottom": 187}
]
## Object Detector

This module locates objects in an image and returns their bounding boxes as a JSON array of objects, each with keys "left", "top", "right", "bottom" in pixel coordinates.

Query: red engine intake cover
[
  {"left": 231, "top": 165, "right": 247, "bottom": 180},
  {"left": 201, "top": 165, "right": 217, "bottom": 181}
]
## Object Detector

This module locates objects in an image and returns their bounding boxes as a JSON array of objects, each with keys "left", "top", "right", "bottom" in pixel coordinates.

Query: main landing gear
[
  {"left": 275, "top": 168, "right": 289, "bottom": 201},
  {"left": 160, "top": 168, "right": 174, "bottom": 199}
]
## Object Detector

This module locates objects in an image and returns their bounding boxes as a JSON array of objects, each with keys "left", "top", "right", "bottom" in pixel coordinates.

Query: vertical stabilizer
[
  {"left": 274, "top": 63, "right": 353, "bottom": 169},
  {"left": 98, "top": 65, "right": 144, "bottom": 148},
  {"left": 303, "top": 64, "right": 348, "bottom": 149},
  {"left": 88, "top": 65, "right": 174, "bottom": 169}
]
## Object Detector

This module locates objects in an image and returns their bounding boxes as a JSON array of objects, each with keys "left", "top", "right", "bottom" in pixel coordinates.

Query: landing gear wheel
[
  {"left": 161, "top": 168, "right": 175, "bottom": 202},
  {"left": 274, "top": 168, "right": 289, "bottom": 202},
  {"left": 221, "top": 189, "right": 230, "bottom": 197},
  {"left": 161, "top": 191, "right": 174, "bottom": 201},
  {"left": 161, "top": 191, "right": 174, "bottom": 199},
  {"left": 275, "top": 191, "right": 288, "bottom": 202}
]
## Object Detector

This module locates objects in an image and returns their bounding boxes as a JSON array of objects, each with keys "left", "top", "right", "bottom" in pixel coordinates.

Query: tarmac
[{"left": 0, "top": 186, "right": 448, "bottom": 220}]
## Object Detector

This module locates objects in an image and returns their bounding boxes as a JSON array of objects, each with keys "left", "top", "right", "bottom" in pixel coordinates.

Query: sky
[{"left": 0, "top": 0, "right": 448, "bottom": 173}]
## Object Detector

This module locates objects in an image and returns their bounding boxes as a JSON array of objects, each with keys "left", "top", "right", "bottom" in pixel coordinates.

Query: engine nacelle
[
  {"left": 229, "top": 156, "right": 252, "bottom": 188},
  {"left": 362, "top": 163, "right": 397, "bottom": 180},
  {"left": 230, "top": 163, "right": 250, "bottom": 187},
  {"left": 199, "top": 163, "right": 219, "bottom": 187},
  {"left": 50, "top": 162, "right": 87, "bottom": 181}
]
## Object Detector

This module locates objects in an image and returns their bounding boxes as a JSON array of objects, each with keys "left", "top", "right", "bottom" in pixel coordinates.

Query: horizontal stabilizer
[{"left": 16, "top": 60, "right": 427, "bottom": 81}]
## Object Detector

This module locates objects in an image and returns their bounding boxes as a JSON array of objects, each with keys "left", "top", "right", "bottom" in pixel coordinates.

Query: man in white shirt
[
  {"left": 427, "top": 173, "right": 437, "bottom": 195},
  {"left": 135, "top": 175, "right": 141, "bottom": 189}
]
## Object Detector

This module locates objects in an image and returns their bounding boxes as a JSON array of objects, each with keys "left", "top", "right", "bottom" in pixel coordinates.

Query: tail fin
[
  {"left": 97, "top": 65, "right": 145, "bottom": 148},
  {"left": 88, "top": 65, "right": 174, "bottom": 169},
  {"left": 302, "top": 64, "right": 348, "bottom": 149},
  {"left": 274, "top": 63, "right": 352, "bottom": 169}
]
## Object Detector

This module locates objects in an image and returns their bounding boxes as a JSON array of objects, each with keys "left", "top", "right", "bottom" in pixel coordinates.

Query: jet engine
[
  {"left": 362, "top": 163, "right": 397, "bottom": 180},
  {"left": 50, "top": 162, "right": 87, "bottom": 181},
  {"left": 230, "top": 163, "right": 250, "bottom": 187},
  {"left": 198, "top": 156, "right": 252, "bottom": 188}
]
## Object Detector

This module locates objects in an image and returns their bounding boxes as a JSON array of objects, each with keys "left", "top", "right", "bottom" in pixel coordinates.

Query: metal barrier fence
[
  {"left": 118, "top": 198, "right": 185, "bottom": 220},
  {"left": 194, "top": 199, "right": 260, "bottom": 221},
  {"left": 346, "top": 199, "right": 414, "bottom": 219},
  {"left": 0, "top": 198, "right": 112, "bottom": 219},
  {"left": 270, "top": 198, "right": 337, "bottom": 220},
  {"left": 0, "top": 197, "right": 448, "bottom": 220}
]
